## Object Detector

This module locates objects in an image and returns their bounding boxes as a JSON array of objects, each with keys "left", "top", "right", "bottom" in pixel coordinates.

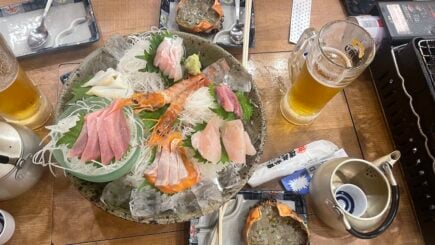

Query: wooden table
[{"left": 0, "top": 0, "right": 425, "bottom": 244}]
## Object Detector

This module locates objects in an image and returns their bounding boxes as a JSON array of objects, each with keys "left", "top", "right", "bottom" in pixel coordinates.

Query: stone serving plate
[{"left": 56, "top": 31, "right": 266, "bottom": 224}]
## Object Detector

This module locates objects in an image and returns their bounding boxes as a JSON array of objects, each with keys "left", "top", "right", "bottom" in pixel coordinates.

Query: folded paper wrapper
[
  {"left": 248, "top": 140, "right": 347, "bottom": 188},
  {"left": 280, "top": 149, "right": 348, "bottom": 195}
]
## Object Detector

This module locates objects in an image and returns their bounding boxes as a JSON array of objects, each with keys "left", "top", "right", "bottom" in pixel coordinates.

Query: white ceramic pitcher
[{"left": 310, "top": 151, "right": 401, "bottom": 239}]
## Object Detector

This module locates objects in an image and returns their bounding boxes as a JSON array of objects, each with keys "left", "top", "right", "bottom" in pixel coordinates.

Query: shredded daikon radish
[
  {"left": 128, "top": 71, "right": 164, "bottom": 93},
  {"left": 117, "top": 32, "right": 165, "bottom": 93},
  {"left": 179, "top": 87, "right": 217, "bottom": 127}
]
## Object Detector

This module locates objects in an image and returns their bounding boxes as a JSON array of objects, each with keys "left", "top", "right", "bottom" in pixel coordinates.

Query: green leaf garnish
[
  {"left": 57, "top": 112, "right": 86, "bottom": 148},
  {"left": 236, "top": 91, "right": 254, "bottom": 121},
  {"left": 208, "top": 84, "right": 237, "bottom": 120},
  {"left": 136, "top": 31, "right": 175, "bottom": 87},
  {"left": 137, "top": 105, "right": 169, "bottom": 134},
  {"left": 68, "top": 76, "right": 92, "bottom": 104}
]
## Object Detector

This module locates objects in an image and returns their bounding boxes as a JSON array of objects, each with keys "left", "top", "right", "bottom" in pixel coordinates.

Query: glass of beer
[
  {"left": 0, "top": 34, "right": 52, "bottom": 129},
  {"left": 281, "top": 20, "right": 376, "bottom": 125}
]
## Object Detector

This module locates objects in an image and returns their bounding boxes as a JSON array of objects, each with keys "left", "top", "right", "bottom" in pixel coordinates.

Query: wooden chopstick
[
  {"left": 215, "top": 2, "right": 253, "bottom": 244},
  {"left": 242, "top": 0, "right": 253, "bottom": 67}
]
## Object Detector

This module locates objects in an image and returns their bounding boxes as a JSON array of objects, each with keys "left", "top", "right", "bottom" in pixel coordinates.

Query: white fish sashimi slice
[
  {"left": 86, "top": 86, "right": 132, "bottom": 99},
  {"left": 244, "top": 131, "right": 257, "bottom": 156},
  {"left": 221, "top": 120, "right": 246, "bottom": 164},
  {"left": 175, "top": 149, "right": 188, "bottom": 180},
  {"left": 153, "top": 37, "right": 184, "bottom": 81},
  {"left": 155, "top": 148, "right": 171, "bottom": 186},
  {"left": 83, "top": 68, "right": 119, "bottom": 87}
]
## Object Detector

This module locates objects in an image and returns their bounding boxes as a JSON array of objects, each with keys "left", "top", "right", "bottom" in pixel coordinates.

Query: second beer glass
[{"left": 282, "top": 20, "right": 376, "bottom": 125}]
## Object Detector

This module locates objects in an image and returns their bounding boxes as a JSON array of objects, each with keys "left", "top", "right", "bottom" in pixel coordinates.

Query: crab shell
[
  {"left": 176, "top": 0, "right": 224, "bottom": 33},
  {"left": 243, "top": 199, "right": 309, "bottom": 245}
]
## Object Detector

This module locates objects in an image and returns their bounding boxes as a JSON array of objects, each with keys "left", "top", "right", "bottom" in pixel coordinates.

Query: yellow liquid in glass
[
  {"left": 287, "top": 48, "right": 350, "bottom": 116},
  {"left": 0, "top": 67, "right": 41, "bottom": 121}
]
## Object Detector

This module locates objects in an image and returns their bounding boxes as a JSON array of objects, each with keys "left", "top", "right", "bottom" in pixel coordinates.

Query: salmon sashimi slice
[
  {"left": 97, "top": 104, "right": 115, "bottom": 165},
  {"left": 80, "top": 110, "right": 103, "bottom": 162},
  {"left": 215, "top": 84, "right": 242, "bottom": 118},
  {"left": 244, "top": 131, "right": 257, "bottom": 156},
  {"left": 191, "top": 116, "right": 223, "bottom": 163},
  {"left": 68, "top": 122, "right": 88, "bottom": 158},
  {"left": 144, "top": 132, "right": 200, "bottom": 194},
  {"left": 221, "top": 119, "right": 246, "bottom": 164}
]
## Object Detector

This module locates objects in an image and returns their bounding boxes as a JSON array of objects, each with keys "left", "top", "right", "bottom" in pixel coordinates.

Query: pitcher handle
[
  {"left": 288, "top": 28, "right": 317, "bottom": 84},
  {"left": 336, "top": 163, "right": 400, "bottom": 239}
]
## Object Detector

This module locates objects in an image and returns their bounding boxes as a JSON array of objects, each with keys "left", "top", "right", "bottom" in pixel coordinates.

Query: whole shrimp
[
  {"left": 148, "top": 75, "right": 211, "bottom": 146},
  {"left": 130, "top": 74, "right": 206, "bottom": 112}
]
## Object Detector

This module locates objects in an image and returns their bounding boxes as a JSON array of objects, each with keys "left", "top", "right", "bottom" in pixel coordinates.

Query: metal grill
[
  {"left": 370, "top": 37, "right": 435, "bottom": 245},
  {"left": 418, "top": 39, "right": 435, "bottom": 87}
]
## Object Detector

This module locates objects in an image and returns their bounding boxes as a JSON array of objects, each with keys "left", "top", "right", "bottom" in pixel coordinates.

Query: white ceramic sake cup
[
  {"left": 0, "top": 209, "right": 15, "bottom": 244},
  {"left": 335, "top": 184, "right": 368, "bottom": 217}
]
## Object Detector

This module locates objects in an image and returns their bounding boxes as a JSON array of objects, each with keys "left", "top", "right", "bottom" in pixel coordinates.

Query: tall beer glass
[
  {"left": 0, "top": 34, "right": 52, "bottom": 129},
  {"left": 281, "top": 20, "right": 376, "bottom": 125}
]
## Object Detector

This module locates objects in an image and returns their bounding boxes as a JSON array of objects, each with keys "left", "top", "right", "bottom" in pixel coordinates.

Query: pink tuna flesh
[
  {"left": 80, "top": 110, "right": 103, "bottom": 162},
  {"left": 103, "top": 107, "right": 130, "bottom": 161},
  {"left": 97, "top": 105, "right": 115, "bottom": 165},
  {"left": 215, "top": 84, "right": 243, "bottom": 118},
  {"left": 68, "top": 123, "right": 88, "bottom": 158}
]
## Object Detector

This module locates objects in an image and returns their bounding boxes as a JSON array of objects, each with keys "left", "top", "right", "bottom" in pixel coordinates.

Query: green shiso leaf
[
  {"left": 208, "top": 84, "right": 237, "bottom": 120},
  {"left": 136, "top": 31, "right": 175, "bottom": 87},
  {"left": 236, "top": 91, "right": 254, "bottom": 121},
  {"left": 57, "top": 112, "right": 86, "bottom": 148},
  {"left": 68, "top": 76, "right": 92, "bottom": 104},
  {"left": 137, "top": 105, "right": 169, "bottom": 134}
]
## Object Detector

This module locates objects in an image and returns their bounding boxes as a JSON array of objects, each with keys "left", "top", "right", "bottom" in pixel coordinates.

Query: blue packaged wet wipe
[{"left": 281, "top": 169, "right": 311, "bottom": 195}]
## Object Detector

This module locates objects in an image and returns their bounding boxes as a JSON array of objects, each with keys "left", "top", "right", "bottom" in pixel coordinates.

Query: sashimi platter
[{"left": 33, "top": 30, "right": 265, "bottom": 223}]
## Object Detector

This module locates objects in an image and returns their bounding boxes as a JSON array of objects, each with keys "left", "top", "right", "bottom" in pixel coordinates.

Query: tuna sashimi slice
[
  {"left": 221, "top": 119, "right": 246, "bottom": 164},
  {"left": 215, "top": 84, "right": 243, "bottom": 118},
  {"left": 80, "top": 110, "right": 103, "bottom": 162},
  {"left": 103, "top": 108, "right": 130, "bottom": 161},
  {"left": 68, "top": 122, "right": 88, "bottom": 158},
  {"left": 244, "top": 131, "right": 257, "bottom": 156},
  {"left": 191, "top": 117, "right": 222, "bottom": 163},
  {"left": 97, "top": 104, "right": 115, "bottom": 165}
]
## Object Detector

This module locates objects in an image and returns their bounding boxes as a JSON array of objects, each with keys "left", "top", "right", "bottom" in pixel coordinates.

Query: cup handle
[
  {"left": 288, "top": 28, "right": 317, "bottom": 84},
  {"left": 335, "top": 163, "right": 400, "bottom": 239}
]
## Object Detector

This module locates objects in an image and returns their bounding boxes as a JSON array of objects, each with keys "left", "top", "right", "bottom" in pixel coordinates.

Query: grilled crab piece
[
  {"left": 176, "top": 0, "right": 224, "bottom": 33},
  {"left": 243, "top": 199, "right": 309, "bottom": 245}
]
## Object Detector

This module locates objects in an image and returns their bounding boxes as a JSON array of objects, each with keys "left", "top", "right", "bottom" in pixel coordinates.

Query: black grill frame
[{"left": 370, "top": 37, "right": 435, "bottom": 245}]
